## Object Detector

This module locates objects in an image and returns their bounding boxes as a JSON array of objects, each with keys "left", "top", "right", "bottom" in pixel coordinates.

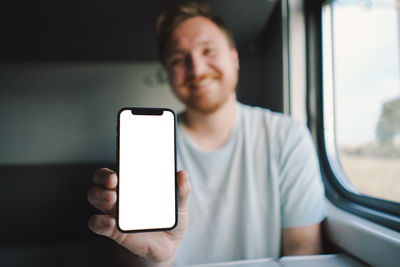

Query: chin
[
  {"left": 187, "top": 93, "right": 233, "bottom": 114},
  {"left": 193, "top": 103, "right": 222, "bottom": 114}
]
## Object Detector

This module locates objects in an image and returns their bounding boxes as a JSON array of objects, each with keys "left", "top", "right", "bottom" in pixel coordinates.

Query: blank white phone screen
[{"left": 118, "top": 109, "right": 176, "bottom": 231}]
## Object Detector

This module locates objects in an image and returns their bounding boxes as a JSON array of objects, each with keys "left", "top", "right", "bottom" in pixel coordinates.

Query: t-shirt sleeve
[{"left": 278, "top": 119, "right": 327, "bottom": 229}]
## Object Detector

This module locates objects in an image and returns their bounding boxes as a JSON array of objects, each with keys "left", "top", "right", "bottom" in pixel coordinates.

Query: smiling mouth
[
  {"left": 193, "top": 78, "right": 215, "bottom": 89},
  {"left": 186, "top": 73, "right": 221, "bottom": 90}
]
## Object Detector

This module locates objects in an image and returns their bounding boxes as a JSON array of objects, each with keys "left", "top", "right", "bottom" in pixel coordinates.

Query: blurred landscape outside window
[{"left": 323, "top": 0, "right": 400, "bottom": 202}]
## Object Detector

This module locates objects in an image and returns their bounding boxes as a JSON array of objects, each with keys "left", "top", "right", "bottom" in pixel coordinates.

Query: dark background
[{"left": 0, "top": 0, "right": 283, "bottom": 266}]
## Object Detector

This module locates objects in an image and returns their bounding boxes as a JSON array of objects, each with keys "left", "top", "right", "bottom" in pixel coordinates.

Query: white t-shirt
[{"left": 174, "top": 102, "right": 326, "bottom": 265}]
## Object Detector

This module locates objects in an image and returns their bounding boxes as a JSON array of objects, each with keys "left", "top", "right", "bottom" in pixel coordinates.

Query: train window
[{"left": 322, "top": 0, "right": 400, "bottom": 203}]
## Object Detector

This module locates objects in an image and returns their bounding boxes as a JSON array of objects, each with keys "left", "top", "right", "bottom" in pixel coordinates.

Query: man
[{"left": 87, "top": 2, "right": 326, "bottom": 266}]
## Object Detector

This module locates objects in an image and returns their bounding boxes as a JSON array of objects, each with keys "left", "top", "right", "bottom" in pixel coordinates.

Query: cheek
[
  {"left": 216, "top": 62, "right": 235, "bottom": 81},
  {"left": 168, "top": 68, "right": 186, "bottom": 87},
  {"left": 167, "top": 70, "right": 187, "bottom": 97},
  {"left": 214, "top": 53, "right": 236, "bottom": 74}
]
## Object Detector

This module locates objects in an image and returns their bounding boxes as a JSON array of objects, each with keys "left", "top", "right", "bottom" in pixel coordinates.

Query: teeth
[{"left": 197, "top": 78, "right": 214, "bottom": 87}]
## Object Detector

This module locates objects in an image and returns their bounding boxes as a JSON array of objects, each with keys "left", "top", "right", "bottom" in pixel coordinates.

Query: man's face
[{"left": 164, "top": 16, "right": 239, "bottom": 114}]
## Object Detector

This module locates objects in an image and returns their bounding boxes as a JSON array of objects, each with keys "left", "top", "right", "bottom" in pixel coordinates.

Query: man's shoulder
[
  {"left": 238, "top": 102, "right": 311, "bottom": 150},
  {"left": 238, "top": 102, "right": 301, "bottom": 130}
]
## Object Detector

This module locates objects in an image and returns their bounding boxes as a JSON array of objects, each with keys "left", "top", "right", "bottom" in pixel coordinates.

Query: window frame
[{"left": 304, "top": 0, "right": 400, "bottom": 232}]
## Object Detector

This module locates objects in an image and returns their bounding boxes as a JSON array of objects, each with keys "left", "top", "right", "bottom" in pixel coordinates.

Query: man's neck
[{"left": 183, "top": 94, "right": 238, "bottom": 151}]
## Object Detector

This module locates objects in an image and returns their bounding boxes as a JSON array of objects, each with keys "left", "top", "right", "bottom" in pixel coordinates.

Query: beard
[
  {"left": 186, "top": 89, "right": 231, "bottom": 114},
  {"left": 181, "top": 71, "right": 238, "bottom": 114}
]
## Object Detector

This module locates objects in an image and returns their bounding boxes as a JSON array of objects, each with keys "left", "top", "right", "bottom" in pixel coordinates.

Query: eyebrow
[{"left": 168, "top": 41, "right": 216, "bottom": 56}]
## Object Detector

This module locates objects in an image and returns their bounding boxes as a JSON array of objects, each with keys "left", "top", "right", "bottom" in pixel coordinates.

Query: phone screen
[{"left": 117, "top": 108, "right": 177, "bottom": 232}]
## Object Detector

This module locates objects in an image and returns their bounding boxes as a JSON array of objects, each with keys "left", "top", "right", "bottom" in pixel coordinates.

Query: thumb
[{"left": 177, "top": 170, "right": 191, "bottom": 212}]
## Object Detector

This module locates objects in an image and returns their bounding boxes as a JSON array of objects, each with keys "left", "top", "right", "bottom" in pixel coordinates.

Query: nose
[{"left": 187, "top": 53, "right": 207, "bottom": 77}]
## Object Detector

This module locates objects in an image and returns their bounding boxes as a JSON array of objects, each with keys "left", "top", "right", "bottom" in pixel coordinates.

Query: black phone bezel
[{"left": 116, "top": 107, "right": 178, "bottom": 233}]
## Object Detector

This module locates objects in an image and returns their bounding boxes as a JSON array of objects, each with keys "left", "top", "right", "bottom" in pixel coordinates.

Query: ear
[{"left": 230, "top": 47, "right": 239, "bottom": 70}]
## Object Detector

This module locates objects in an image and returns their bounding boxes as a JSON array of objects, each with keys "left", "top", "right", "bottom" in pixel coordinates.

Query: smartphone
[{"left": 117, "top": 107, "right": 177, "bottom": 232}]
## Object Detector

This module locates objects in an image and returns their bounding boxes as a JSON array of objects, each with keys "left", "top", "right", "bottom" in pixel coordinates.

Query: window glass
[{"left": 323, "top": 0, "right": 400, "bottom": 202}]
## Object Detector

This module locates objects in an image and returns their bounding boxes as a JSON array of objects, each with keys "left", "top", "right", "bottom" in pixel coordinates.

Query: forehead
[{"left": 168, "top": 16, "right": 230, "bottom": 51}]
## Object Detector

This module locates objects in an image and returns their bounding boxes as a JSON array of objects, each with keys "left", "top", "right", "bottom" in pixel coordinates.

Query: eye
[
  {"left": 203, "top": 47, "right": 216, "bottom": 56},
  {"left": 167, "top": 56, "right": 185, "bottom": 67}
]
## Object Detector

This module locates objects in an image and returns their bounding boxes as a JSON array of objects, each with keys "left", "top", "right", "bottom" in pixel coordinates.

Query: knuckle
[
  {"left": 87, "top": 187, "right": 97, "bottom": 205},
  {"left": 88, "top": 186, "right": 113, "bottom": 207},
  {"left": 103, "top": 191, "right": 116, "bottom": 204},
  {"left": 93, "top": 186, "right": 103, "bottom": 201},
  {"left": 101, "top": 216, "right": 113, "bottom": 229},
  {"left": 88, "top": 215, "right": 98, "bottom": 231},
  {"left": 96, "top": 187, "right": 105, "bottom": 200},
  {"left": 92, "top": 168, "right": 103, "bottom": 183},
  {"left": 89, "top": 215, "right": 111, "bottom": 234}
]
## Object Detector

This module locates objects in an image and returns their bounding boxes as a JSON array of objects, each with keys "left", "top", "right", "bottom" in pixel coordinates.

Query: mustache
[{"left": 184, "top": 73, "right": 222, "bottom": 88}]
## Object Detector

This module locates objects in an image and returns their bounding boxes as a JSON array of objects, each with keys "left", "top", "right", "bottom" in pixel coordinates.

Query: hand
[{"left": 87, "top": 168, "right": 191, "bottom": 266}]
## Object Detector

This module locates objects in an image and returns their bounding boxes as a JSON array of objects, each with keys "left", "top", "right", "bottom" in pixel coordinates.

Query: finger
[
  {"left": 88, "top": 215, "right": 129, "bottom": 246},
  {"left": 177, "top": 170, "right": 191, "bottom": 212},
  {"left": 87, "top": 185, "right": 117, "bottom": 214},
  {"left": 88, "top": 214, "right": 114, "bottom": 236},
  {"left": 88, "top": 214, "right": 116, "bottom": 238},
  {"left": 93, "top": 168, "right": 118, "bottom": 189}
]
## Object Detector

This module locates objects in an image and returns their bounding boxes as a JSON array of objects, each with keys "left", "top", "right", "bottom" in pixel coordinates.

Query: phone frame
[{"left": 116, "top": 107, "right": 178, "bottom": 233}]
